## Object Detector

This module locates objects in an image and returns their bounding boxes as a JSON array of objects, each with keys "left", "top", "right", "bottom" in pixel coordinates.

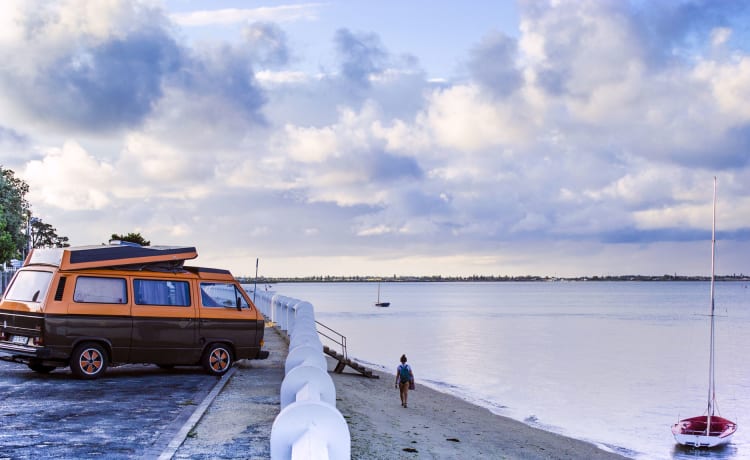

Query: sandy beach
[
  {"left": 171, "top": 326, "right": 628, "bottom": 459},
  {"left": 330, "top": 363, "right": 628, "bottom": 459}
]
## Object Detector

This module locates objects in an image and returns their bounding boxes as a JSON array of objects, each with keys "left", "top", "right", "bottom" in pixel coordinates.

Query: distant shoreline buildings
[{"left": 239, "top": 274, "right": 750, "bottom": 284}]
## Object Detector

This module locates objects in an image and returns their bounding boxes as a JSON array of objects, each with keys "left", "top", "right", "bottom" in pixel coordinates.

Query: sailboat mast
[{"left": 707, "top": 177, "right": 717, "bottom": 430}]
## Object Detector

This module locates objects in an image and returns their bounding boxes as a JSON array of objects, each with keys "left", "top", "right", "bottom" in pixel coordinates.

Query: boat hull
[{"left": 672, "top": 415, "right": 737, "bottom": 447}]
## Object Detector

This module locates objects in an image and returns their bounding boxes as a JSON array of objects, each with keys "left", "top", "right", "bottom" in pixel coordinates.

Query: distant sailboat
[
  {"left": 671, "top": 177, "right": 737, "bottom": 448},
  {"left": 375, "top": 283, "right": 390, "bottom": 307}
]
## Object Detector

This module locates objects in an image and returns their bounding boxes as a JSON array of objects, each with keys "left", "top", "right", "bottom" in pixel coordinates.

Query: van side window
[
  {"left": 200, "top": 282, "right": 249, "bottom": 309},
  {"left": 134, "top": 279, "right": 191, "bottom": 306},
  {"left": 73, "top": 277, "right": 127, "bottom": 304}
]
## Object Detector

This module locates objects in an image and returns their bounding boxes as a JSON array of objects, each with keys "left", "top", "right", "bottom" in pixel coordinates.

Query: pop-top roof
[{"left": 27, "top": 244, "right": 198, "bottom": 271}]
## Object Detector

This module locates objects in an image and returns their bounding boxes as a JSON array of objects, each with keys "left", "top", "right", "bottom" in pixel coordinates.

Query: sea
[{"left": 261, "top": 281, "right": 750, "bottom": 460}]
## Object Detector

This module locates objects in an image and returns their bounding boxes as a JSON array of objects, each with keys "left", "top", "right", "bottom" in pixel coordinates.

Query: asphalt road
[{"left": 0, "top": 360, "right": 218, "bottom": 459}]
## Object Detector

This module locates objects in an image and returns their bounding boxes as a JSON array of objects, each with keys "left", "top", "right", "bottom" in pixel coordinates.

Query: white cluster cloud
[
  {"left": 170, "top": 4, "right": 322, "bottom": 27},
  {"left": 23, "top": 141, "right": 115, "bottom": 211},
  {"left": 2, "top": 0, "right": 750, "bottom": 276}
]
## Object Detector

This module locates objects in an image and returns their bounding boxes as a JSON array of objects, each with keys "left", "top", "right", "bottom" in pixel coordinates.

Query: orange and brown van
[{"left": 0, "top": 242, "right": 268, "bottom": 379}]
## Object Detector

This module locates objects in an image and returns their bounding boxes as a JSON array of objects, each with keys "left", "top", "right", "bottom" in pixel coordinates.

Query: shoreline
[{"left": 330, "top": 362, "right": 629, "bottom": 459}]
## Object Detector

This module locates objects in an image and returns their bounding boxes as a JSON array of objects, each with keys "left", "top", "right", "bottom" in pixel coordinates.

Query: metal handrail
[{"left": 315, "top": 320, "right": 347, "bottom": 360}]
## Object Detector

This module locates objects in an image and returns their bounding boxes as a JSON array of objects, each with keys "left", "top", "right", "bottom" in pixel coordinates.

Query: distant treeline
[{"left": 238, "top": 274, "right": 750, "bottom": 283}]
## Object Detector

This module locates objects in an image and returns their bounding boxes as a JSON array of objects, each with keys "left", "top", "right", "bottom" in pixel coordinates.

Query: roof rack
[{"left": 27, "top": 244, "right": 198, "bottom": 271}]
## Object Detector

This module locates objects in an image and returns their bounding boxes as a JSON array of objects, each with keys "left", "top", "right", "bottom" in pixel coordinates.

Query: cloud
[
  {"left": 422, "top": 84, "right": 531, "bottom": 151},
  {"left": 21, "top": 140, "right": 115, "bottom": 210},
  {"left": 119, "top": 133, "right": 215, "bottom": 186},
  {"left": 170, "top": 4, "right": 323, "bottom": 27},
  {"left": 0, "top": 0, "right": 182, "bottom": 131},
  {"left": 369, "top": 152, "right": 422, "bottom": 183},
  {"left": 242, "top": 22, "right": 291, "bottom": 67},
  {"left": 4, "top": 0, "right": 750, "bottom": 277},
  {"left": 468, "top": 31, "right": 522, "bottom": 98},
  {"left": 0, "top": 126, "right": 27, "bottom": 145},
  {"left": 283, "top": 124, "right": 339, "bottom": 163},
  {"left": 45, "top": 28, "right": 182, "bottom": 129},
  {"left": 0, "top": 1, "right": 268, "bottom": 138},
  {"left": 520, "top": 1, "right": 645, "bottom": 98},
  {"left": 0, "top": 125, "right": 31, "bottom": 168},
  {"left": 694, "top": 56, "right": 750, "bottom": 121},
  {"left": 177, "top": 45, "right": 267, "bottom": 124},
  {"left": 255, "top": 70, "right": 311, "bottom": 86},
  {"left": 334, "top": 28, "right": 388, "bottom": 88}
]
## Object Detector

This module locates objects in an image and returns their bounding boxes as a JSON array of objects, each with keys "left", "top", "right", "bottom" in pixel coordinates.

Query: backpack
[{"left": 399, "top": 364, "right": 411, "bottom": 382}]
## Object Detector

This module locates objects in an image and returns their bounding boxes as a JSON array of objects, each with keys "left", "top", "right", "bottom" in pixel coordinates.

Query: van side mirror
[{"left": 236, "top": 296, "right": 242, "bottom": 311}]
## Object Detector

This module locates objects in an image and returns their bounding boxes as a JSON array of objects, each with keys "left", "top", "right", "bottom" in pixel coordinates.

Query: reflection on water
[
  {"left": 267, "top": 281, "right": 749, "bottom": 460},
  {"left": 673, "top": 443, "right": 738, "bottom": 459}
]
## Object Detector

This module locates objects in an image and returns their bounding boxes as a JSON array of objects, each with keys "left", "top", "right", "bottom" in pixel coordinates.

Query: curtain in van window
[
  {"left": 134, "top": 279, "right": 190, "bottom": 306},
  {"left": 172, "top": 282, "right": 190, "bottom": 306},
  {"left": 138, "top": 280, "right": 169, "bottom": 305}
]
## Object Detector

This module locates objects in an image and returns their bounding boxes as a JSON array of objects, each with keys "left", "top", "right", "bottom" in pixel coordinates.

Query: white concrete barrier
[
  {"left": 289, "top": 332, "right": 323, "bottom": 353},
  {"left": 251, "top": 289, "right": 350, "bottom": 460},
  {"left": 280, "top": 365, "right": 336, "bottom": 410},
  {"left": 292, "top": 315, "right": 316, "bottom": 334},
  {"left": 245, "top": 288, "right": 274, "bottom": 318},
  {"left": 271, "top": 400, "right": 350, "bottom": 460},
  {"left": 285, "top": 344, "right": 328, "bottom": 375}
]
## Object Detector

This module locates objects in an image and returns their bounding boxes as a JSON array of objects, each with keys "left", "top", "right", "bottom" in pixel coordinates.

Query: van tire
[
  {"left": 28, "top": 360, "right": 56, "bottom": 374},
  {"left": 70, "top": 342, "right": 108, "bottom": 379},
  {"left": 202, "top": 344, "right": 233, "bottom": 376}
]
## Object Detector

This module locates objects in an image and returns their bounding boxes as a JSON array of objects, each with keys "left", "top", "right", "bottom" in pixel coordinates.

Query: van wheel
[
  {"left": 70, "top": 343, "right": 108, "bottom": 379},
  {"left": 28, "top": 360, "right": 56, "bottom": 374},
  {"left": 202, "top": 344, "right": 233, "bottom": 376}
]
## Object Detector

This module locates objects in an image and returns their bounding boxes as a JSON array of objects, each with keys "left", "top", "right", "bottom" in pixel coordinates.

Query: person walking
[{"left": 395, "top": 354, "right": 414, "bottom": 408}]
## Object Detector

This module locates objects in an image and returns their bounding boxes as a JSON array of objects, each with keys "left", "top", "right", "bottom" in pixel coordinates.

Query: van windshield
[{"left": 4, "top": 270, "right": 53, "bottom": 303}]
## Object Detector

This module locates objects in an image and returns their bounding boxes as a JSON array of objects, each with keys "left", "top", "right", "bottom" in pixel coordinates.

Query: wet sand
[{"left": 330, "top": 363, "right": 628, "bottom": 459}]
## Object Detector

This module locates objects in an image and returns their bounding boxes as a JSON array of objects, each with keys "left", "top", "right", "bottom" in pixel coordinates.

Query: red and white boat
[
  {"left": 672, "top": 415, "right": 736, "bottom": 448},
  {"left": 671, "top": 178, "right": 737, "bottom": 448}
]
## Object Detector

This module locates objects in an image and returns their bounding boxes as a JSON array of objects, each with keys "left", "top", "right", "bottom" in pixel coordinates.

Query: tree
[
  {"left": 0, "top": 166, "right": 30, "bottom": 263},
  {"left": 0, "top": 209, "right": 16, "bottom": 263},
  {"left": 110, "top": 232, "right": 150, "bottom": 246},
  {"left": 30, "top": 218, "right": 70, "bottom": 249}
]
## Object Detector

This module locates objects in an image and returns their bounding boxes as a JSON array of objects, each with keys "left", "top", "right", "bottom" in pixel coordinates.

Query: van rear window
[
  {"left": 134, "top": 279, "right": 191, "bottom": 306},
  {"left": 74, "top": 277, "right": 127, "bottom": 304},
  {"left": 4, "top": 270, "right": 53, "bottom": 302}
]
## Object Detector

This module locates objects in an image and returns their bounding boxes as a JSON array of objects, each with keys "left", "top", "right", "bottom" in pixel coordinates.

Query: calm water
[{"left": 266, "top": 281, "right": 750, "bottom": 460}]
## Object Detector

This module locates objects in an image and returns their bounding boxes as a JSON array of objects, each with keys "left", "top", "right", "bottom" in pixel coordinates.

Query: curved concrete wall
[{"left": 249, "top": 289, "right": 351, "bottom": 460}]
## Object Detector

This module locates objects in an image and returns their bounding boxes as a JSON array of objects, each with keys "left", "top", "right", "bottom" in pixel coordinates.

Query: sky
[{"left": 1, "top": 0, "right": 750, "bottom": 278}]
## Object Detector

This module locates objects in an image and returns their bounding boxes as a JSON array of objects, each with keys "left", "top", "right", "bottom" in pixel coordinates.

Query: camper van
[{"left": 0, "top": 243, "right": 268, "bottom": 379}]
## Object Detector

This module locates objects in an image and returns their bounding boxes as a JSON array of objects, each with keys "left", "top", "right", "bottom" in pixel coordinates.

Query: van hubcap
[
  {"left": 210, "top": 349, "right": 229, "bottom": 371},
  {"left": 80, "top": 349, "right": 103, "bottom": 374}
]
